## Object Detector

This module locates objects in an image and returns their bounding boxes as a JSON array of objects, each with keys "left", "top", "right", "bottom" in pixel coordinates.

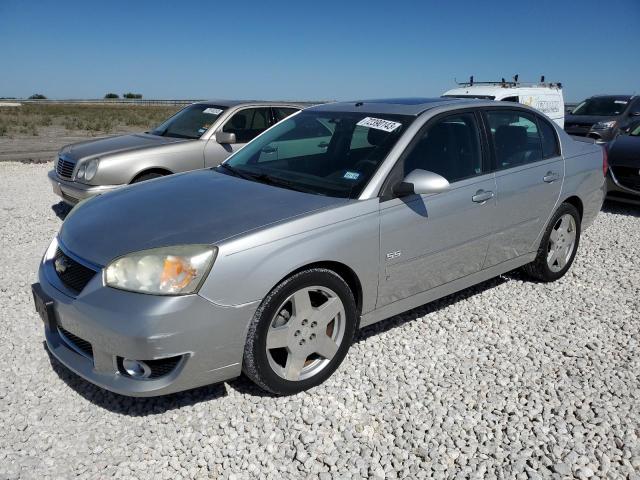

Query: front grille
[
  {"left": 58, "top": 326, "right": 93, "bottom": 358},
  {"left": 61, "top": 191, "right": 79, "bottom": 205},
  {"left": 54, "top": 248, "right": 97, "bottom": 293},
  {"left": 56, "top": 157, "right": 76, "bottom": 178},
  {"left": 612, "top": 166, "right": 640, "bottom": 191}
]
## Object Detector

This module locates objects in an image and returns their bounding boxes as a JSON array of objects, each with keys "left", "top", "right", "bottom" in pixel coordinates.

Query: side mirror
[
  {"left": 630, "top": 111, "right": 640, "bottom": 117},
  {"left": 393, "top": 169, "right": 450, "bottom": 197},
  {"left": 215, "top": 131, "right": 237, "bottom": 144}
]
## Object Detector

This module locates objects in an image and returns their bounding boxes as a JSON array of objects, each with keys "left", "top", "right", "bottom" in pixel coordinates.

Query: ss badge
[{"left": 386, "top": 250, "right": 402, "bottom": 260}]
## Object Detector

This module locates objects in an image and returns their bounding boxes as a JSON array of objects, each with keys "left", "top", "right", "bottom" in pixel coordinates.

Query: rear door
[
  {"left": 377, "top": 110, "right": 498, "bottom": 307},
  {"left": 482, "top": 109, "right": 563, "bottom": 268}
]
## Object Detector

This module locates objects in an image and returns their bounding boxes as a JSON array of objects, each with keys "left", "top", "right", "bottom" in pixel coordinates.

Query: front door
[{"left": 377, "top": 111, "right": 497, "bottom": 307}]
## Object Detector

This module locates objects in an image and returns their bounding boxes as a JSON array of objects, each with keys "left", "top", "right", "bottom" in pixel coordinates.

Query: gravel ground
[{"left": 1, "top": 161, "right": 639, "bottom": 480}]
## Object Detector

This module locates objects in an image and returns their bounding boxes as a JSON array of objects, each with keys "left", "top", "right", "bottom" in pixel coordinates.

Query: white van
[{"left": 442, "top": 77, "right": 565, "bottom": 128}]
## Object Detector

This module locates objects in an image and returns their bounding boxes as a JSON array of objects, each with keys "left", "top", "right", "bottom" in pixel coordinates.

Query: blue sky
[{"left": 0, "top": 0, "right": 638, "bottom": 102}]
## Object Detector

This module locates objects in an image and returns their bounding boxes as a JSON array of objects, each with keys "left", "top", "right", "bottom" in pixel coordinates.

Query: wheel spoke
[
  {"left": 311, "top": 297, "right": 341, "bottom": 327},
  {"left": 549, "top": 229, "right": 559, "bottom": 244},
  {"left": 291, "top": 289, "right": 313, "bottom": 318},
  {"left": 548, "top": 249, "right": 559, "bottom": 266},
  {"left": 283, "top": 353, "right": 307, "bottom": 380},
  {"left": 267, "top": 326, "right": 289, "bottom": 349},
  {"left": 315, "top": 335, "right": 339, "bottom": 360},
  {"left": 556, "top": 249, "right": 567, "bottom": 268},
  {"left": 559, "top": 215, "right": 571, "bottom": 233}
]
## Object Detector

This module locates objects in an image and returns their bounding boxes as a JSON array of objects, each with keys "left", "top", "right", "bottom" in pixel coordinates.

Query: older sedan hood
[
  {"left": 62, "top": 133, "right": 190, "bottom": 161},
  {"left": 59, "top": 170, "right": 347, "bottom": 265}
]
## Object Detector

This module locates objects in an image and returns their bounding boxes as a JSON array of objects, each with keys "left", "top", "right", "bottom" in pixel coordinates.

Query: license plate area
[{"left": 32, "top": 283, "right": 56, "bottom": 329}]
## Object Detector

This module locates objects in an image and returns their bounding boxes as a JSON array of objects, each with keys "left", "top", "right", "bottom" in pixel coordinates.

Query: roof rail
[{"left": 454, "top": 75, "right": 562, "bottom": 89}]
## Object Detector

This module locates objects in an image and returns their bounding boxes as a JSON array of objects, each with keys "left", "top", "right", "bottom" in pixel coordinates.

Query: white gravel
[{"left": 1, "top": 161, "right": 639, "bottom": 480}]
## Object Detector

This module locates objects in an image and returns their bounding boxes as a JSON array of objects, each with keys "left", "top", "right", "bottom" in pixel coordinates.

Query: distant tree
[
  {"left": 104, "top": 93, "right": 119, "bottom": 99},
  {"left": 28, "top": 94, "right": 47, "bottom": 99},
  {"left": 123, "top": 92, "right": 143, "bottom": 99}
]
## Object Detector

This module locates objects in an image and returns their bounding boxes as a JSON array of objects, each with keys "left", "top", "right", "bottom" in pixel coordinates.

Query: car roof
[
  {"left": 308, "top": 97, "right": 477, "bottom": 116},
  {"left": 194, "top": 99, "right": 310, "bottom": 108}
]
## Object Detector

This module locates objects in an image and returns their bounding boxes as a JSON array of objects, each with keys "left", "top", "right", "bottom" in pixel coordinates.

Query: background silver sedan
[
  {"left": 48, "top": 100, "right": 304, "bottom": 205},
  {"left": 34, "top": 98, "right": 606, "bottom": 396}
]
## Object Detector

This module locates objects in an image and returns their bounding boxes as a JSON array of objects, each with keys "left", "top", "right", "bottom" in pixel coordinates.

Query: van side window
[
  {"left": 537, "top": 116, "right": 560, "bottom": 158},
  {"left": 485, "top": 110, "right": 543, "bottom": 169},
  {"left": 403, "top": 112, "right": 483, "bottom": 183}
]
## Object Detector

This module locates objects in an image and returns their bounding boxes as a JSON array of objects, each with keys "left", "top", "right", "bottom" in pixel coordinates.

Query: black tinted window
[
  {"left": 404, "top": 112, "right": 483, "bottom": 183},
  {"left": 223, "top": 107, "right": 271, "bottom": 143},
  {"left": 273, "top": 107, "right": 299, "bottom": 122},
  {"left": 537, "top": 117, "right": 560, "bottom": 158},
  {"left": 486, "top": 110, "right": 543, "bottom": 169}
]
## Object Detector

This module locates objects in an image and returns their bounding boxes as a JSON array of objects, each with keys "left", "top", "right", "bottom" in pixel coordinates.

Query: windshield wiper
[
  {"left": 248, "top": 173, "right": 317, "bottom": 194},
  {"left": 216, "top": 163, "right": 255, "bottom": 181}
]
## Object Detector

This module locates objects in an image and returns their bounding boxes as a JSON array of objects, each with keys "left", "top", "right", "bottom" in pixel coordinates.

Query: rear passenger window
[
  {"left": 537, "top": 117, "right": 560, "bottom": 158},
  {"left": 486, "top": 110, "right": 543, "bottom": 169},
  {"left": 403, "top": 112, "right": 483, "bottom": 183}
]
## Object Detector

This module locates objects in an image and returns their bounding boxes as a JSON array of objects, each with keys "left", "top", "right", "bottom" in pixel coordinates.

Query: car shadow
[
  {"left": 51, "top": 201, "right": 72, "bottom": 220},
  {"left": 43, "top": 343, "right": 228, "bottom": 414},
  {"left": 602, "top": 200, "right": 640, "bottom": 217}
]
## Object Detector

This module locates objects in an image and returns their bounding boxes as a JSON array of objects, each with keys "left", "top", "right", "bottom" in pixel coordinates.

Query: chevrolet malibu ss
[{"left": 33, "top": 98, "right": 606, "bottom": 396}]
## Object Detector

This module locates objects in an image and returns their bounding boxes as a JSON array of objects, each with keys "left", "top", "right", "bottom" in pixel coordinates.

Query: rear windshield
[
  {"left": 150, "top": 104, "right": 227, "bottom": 139},
  {"left": 572, "top": 97, "right": 630, "bottom": 116}
]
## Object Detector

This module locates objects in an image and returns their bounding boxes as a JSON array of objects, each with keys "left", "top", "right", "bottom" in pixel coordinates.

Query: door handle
[
  {"left": 543, "top": 171, "right": 560, "bottom": 183},
  {"left": 318, "top": 141, "right": 330, "bottom": 148},
  {"left": 261, "top": 146, "right": 278, "bottom": 154},
  {"left": 472, "top": 190, "right": 494, "bottom": 203}
]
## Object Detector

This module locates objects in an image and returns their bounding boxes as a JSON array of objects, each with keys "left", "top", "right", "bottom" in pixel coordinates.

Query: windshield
[
  {"left": 571, "top": 97, "right": 630, "bottom": 116},
  {"left": 150, "top": 104, "right": 227, "bottom": 139},
  {"left": 219, "top": 110, "right": 412, "bottom": 198}
]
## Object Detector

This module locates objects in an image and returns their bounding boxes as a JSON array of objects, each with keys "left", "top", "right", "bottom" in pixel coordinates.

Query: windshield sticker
[
  {"left": 343, "top": 171, "right": 360, "bottom": 180},
  {"left": 203, "top": 107, "right": 223, "bottom": 115},
  {"left": 614, "top": 100, "right": 628, "bottom": 104},
  {"left": 356, "top": 117, "right": 401, "bottom": 132},
  {"left": 198, "top": 128, "right": 206, "bottom": 134}
]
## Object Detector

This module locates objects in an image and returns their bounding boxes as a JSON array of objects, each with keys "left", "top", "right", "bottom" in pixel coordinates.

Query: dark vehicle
[
  {"left": 606, "top": 121, "right": 640, "bottom": 205},
  {"left": 565, "top": 95, "right": 640, "bottom": 143}
]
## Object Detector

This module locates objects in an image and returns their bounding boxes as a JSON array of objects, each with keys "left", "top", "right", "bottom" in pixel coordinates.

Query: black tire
[
  {"left": 131, "top": 172, "right": 165, "bottom": 184},
  {"left": 523, "top": 203, "right": 581, "bottom": 282},
  {"left": 243, "top": 268, "right": 357, "bottom": 395}
]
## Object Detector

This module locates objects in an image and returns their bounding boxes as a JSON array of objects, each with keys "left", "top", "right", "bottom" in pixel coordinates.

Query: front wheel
[
  {"left": 243, "top": 268, "right": 357, "bottom": 395},
  {"left": 523, "top": 203, "right": 581, "bottom": 282}
]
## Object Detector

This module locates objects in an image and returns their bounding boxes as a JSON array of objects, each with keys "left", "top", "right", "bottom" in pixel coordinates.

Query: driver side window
[
  {"left": 403, "top": 112, "right": 483, "bottom": 183},
  {"left": 223, "top": 107, "right": 271, "bottom": 143}
]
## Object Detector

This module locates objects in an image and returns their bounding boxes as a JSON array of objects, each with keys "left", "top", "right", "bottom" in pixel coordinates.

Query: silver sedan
[
  {"left": 48, "top": 100, "right": 304, "bottom": 205},
  {"left": 33, "top": 98, "right": 606, "bottom": 396}
]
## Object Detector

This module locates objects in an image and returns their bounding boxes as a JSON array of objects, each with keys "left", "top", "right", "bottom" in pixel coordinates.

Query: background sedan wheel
[
  {"left": 243, "top": 268, "right": 357, "bottom": 395},
  {"left": 524, "top": 202, "right": 581, "bottom": 282}
]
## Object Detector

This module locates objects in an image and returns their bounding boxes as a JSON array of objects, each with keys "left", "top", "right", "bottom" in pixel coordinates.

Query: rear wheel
[
  {"left": 243, "top": 268, "right": 357, "bottom": 395},
  {"left": 523, "top": 203, "right": 581, "bottom": 282}
]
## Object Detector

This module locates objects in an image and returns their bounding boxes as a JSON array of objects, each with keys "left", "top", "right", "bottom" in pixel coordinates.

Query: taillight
[{"left": 602, "top": 145, "right": 609, "bottom": 177}]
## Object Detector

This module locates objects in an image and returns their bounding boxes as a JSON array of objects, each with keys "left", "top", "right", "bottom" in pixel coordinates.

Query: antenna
[{"left": 470, "top": 75, "right": 474, "bottom": 86}]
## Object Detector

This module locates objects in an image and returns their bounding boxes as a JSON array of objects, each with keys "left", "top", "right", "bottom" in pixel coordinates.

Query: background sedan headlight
[
  {"left": 84, "top": 158, "right": 99, "bottom": 181},
  {"left": 105, "top": 245, "right": 217, "bottom": 295},
  {"left": 75, "top": 163, "right": 86, "bottom": 180},
  {"left": 592, "top": 120, "right": 617, "bottom": 130}
]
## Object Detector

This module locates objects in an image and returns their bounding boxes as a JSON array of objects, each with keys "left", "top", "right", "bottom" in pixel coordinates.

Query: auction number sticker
[
  {"left": 203, "top": 107, "right": 223, "bottom": 115},
  {"left": 356, "top": 117, "right": 402, "bottom": 132}
]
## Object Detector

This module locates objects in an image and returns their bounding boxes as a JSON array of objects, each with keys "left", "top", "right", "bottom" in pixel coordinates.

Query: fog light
[{"left": 122, "top": 358, "right": 151, "bottom": 378}]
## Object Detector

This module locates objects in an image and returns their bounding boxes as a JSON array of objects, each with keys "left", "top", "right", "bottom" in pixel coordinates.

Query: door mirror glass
[
  {"left": 394, "top": 169, "right": 450, "bottom": 197},
  {"left": 216, "top": 131, "right": 237, "bottom": 144},
  {"left": 630, "top": 111, "right": 640, "bottom": 117}
]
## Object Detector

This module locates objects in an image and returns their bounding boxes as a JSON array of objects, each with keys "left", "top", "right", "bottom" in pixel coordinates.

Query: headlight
[
  {"left": 84, "top": 158, "right": 99, "bottom": 181},
  {"left": 76, "top": 163, "right": 86, "bottom": 180},
  {"left": 104, "top": 245, "right": 217, "bottom": 295},
  {"left": 592, "top": 120, "right": 617, "bottom": 130}
]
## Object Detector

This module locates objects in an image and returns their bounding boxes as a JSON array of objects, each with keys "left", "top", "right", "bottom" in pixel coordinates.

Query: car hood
[
  {"left": 608, "top": 135, "right": 640, "bottom": 167},
  {"left": 59, "top": 170, "right": 348, "bottom": 266},
  {"left": 565, "top": 114, "right": 616, "bottom": 127},
  {"left": 61, "top": 133, "right": 190, "bottom": 161}
]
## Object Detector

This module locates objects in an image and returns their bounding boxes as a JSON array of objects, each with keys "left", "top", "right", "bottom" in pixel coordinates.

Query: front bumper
[
  {"left": 47, "top": 170, "right": 121, "bottom": 205},
  {"left": 36, "top": 253, "right": 258, "bottom": 397},
  {"left": 606, "top": 170, "right": 640, "bottom": 205}
]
